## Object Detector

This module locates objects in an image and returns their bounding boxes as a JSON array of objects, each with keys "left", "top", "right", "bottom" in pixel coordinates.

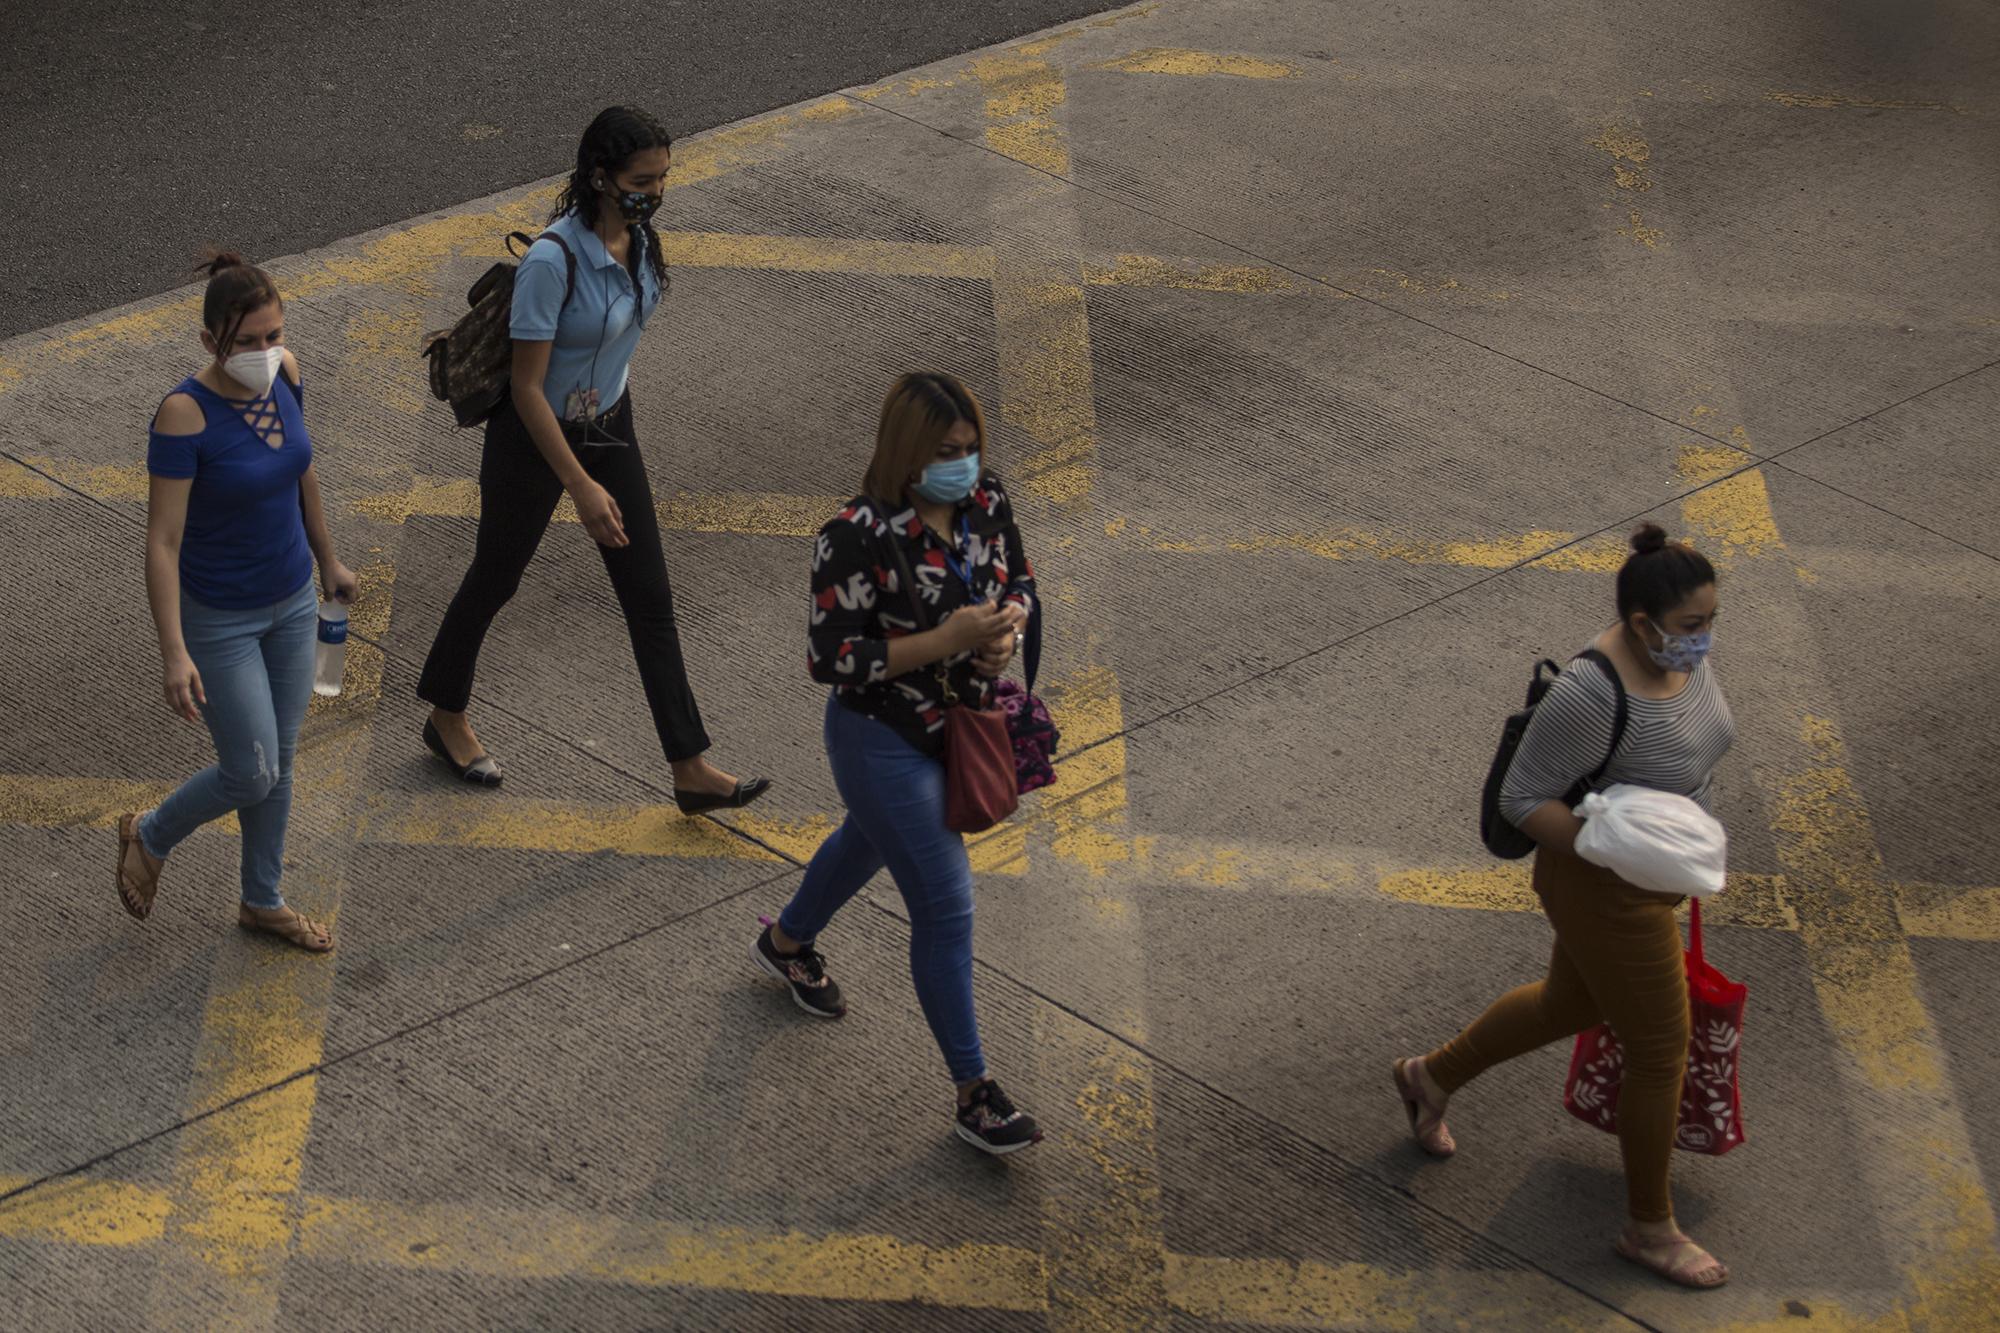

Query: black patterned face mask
[{"left": 616, "top": 190, "right": 663, "bottom": 224}]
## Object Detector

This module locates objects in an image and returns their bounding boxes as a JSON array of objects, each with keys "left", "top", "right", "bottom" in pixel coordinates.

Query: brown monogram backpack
[{"left": 421, "top": 230, "right": 575, "bottom": 427}]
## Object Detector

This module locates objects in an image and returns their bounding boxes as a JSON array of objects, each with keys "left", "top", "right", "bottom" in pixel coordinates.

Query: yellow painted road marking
[
  {"left": 1116, "top": 517, "right": 1629, "bottom": 573},
  {"left": 357, "top": 477, "right": 847, "bottom": 538},
  {"left": 667, "top": 231, "right": 994, "bottom": 279},
  {"left": 0, "top": 1174, "right": 172, "bottom": 1247},
  {"left": 10, "top": 774, "right": 2000, "bottom": 938},
  {"left": 1084, "top": 252, "right": 1295, "bottom": 293},
  {"left": 975, "top": 50, "right": 1072, "bottom": 177},
  {"left": 297, "top": 1195, "right": 1048, "bottom": 1311},
  {"left": 1163, "top": 1253, "right": 1611, "bottom": 1330},
  {"left": 1766, "top": 90, "right": 1967, "bottom": 114},
  {"left": 1091, "top": 48, "right": 1300, "bottom": 80},
  {"left": 0, "top": 1177, "right": 1620, "bottom": 1328},
  {"left": 1096, "top": 48, "right": 1296, "bottom": 79}
]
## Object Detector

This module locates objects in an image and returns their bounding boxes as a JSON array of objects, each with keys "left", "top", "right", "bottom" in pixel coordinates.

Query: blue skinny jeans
[
  {"left": 779, "top": 695, "right": 986, "bottom": 1085},
  {"left": 140, "top": 582, "right": 317, "bottom": 909}
]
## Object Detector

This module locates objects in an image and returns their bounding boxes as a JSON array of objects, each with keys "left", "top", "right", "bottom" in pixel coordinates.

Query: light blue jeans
[
  {"left": 140, "top": 581, "right": 317, "bottom": 909},
  {"left": 779, "top": 695, "right": 986, "bottom": 1085}
]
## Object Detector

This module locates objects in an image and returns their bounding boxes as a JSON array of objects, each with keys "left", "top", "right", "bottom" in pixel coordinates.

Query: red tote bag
[{"left": 1563, "top": 899, "right": 1747, "bottom": 1156}]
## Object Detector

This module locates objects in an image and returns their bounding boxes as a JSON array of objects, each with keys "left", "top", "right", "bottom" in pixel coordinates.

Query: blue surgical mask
[
  {"left": 912, "top": 452, "right": 980, "bottom": 504},
  {"left": 1646, "top": 625, "right": 1712, "bottom": 672}
]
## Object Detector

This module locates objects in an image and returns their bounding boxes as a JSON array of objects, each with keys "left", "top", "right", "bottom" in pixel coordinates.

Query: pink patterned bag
[{"left": 1563, "top": 899, "right": 1747, "bottom": 1156}]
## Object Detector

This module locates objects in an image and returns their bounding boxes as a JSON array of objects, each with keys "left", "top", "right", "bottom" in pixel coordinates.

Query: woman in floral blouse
[{"left": 750, "top": 372, "right": 1044, "bottom": 1156}]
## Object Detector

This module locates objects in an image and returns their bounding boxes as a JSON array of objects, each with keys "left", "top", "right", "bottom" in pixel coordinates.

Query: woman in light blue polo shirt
[{"left": 417, "top": 106, "right": 768, "bottom": 814}]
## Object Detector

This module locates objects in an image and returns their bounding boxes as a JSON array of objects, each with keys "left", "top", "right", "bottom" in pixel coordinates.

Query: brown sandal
[
  {"left": 116, "top": 813, "right": 163, "bottom": 920},
  {"left": 1616, "top": 1228, "right": 1729, "bottom": 1289},
  {"left": 237, "top": 903, "right": 335, "bottom": 953}
]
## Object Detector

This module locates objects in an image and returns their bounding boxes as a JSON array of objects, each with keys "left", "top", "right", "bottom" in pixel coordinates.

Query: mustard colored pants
[{"left": 1426, "top": 846, "right": 1690, "bottom": 1222}]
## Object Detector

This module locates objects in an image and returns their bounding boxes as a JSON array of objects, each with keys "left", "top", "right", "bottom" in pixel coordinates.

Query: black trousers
[{"left": 416, "top": 395, "right": 712, "bottom": 763}]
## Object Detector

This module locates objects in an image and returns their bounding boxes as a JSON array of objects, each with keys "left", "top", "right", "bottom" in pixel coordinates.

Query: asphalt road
[{"left": 0, "top": 0, "right": 1117, "bottom": 337}]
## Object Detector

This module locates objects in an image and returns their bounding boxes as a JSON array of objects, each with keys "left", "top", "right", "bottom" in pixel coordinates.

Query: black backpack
[
  {"left": 421, "top": 230, "right": 575, "bottom": 428},
  {"left": 1479, "top": 647, "right": 1629, "bottom": 858}
]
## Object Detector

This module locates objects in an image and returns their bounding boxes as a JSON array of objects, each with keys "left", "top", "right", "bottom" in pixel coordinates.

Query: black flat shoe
[
  {"left": 423, "top": 718, "right": 503, "bottom": 788},
  {"left": 674, "top": 777, "right": 771, "bottom": 816}
]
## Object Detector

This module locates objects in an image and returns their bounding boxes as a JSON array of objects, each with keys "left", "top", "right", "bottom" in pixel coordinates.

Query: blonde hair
[{"left": 863, "top": 372, "right": 990, "bottom": 506}]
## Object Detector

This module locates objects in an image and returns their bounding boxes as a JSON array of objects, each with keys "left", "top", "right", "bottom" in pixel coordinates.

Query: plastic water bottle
[{"left": 314, "top": 601, "right": 348, "bottom": 697}]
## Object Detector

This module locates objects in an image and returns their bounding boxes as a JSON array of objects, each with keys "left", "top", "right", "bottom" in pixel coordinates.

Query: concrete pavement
[{"left": 2, "top": 0, "right": 1998, "bottom": 1327}]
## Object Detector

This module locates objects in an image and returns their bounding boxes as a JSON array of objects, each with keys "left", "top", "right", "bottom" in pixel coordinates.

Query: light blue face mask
[
  {"left": 912, "top": 451, "right": 980, "bottom": 504},
  {"left": 1645, "top": 626, "right": 1713, "bottom": 672}
]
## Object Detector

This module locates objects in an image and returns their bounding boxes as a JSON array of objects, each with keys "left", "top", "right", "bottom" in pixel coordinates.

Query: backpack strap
[
  {"left": 1571, "top": 647, "right": 1629, "bottom": 787},
  {"left": 505, "top": 230, "right": 578, "bottom": 312}
]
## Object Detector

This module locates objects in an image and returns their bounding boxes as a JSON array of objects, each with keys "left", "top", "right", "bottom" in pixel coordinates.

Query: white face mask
[{"left": 222, "top": 346, "right": 284, "bottom": 396}]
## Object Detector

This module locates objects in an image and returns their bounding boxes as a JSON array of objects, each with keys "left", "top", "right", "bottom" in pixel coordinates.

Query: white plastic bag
[{"left": 1573, "top": 783, "right": 1728, "bottom": 898}]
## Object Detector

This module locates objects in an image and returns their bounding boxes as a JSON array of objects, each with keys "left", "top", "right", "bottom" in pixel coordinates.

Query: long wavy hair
[{"left": 550, "top": 105, "right": 672, "bottom": 292}]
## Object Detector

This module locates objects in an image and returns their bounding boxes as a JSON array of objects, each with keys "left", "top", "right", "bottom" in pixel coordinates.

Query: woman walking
[
  {"left": 752, "top": 372, "right": 1042, "bottom": 1155},
  {"left": 1396, "top": 523, "right": 1735, "bottom": 1287},
  {"left": 417, "top": 105, "right": 767, "bottom": 813},
  {"left": 115, "top": 252, "right": 357, "bottom": 951}
]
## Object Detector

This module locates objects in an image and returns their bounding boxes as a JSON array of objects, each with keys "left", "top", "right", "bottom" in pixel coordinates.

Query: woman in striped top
[{"left": 1396, "top": 523, "right": 1736, "bottom": 1290}]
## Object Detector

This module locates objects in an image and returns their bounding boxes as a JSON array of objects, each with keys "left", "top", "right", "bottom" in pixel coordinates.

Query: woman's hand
[
  {"left": 973, "top": 626, "right": 1019, "bottom": 677},
  {"left": 941, "top": 600, "right": 1008, "bottom": 655},
  {"left": 163, "top": 649, "right": 205, "bottom": 723},
  {"left": 320, "top": 559, "right": 359, "bottom": 605},
  {"left": 570, "top": 478, "right": 629, "bottom": 548}
]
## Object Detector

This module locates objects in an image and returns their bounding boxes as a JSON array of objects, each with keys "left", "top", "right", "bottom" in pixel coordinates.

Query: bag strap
[
  {"left": 1000, "top": 512, "right": 1043, "bottom": 695},
  {"left": 505, "top": 230, "right": 578, "bottom": 312},
  {"left": 1688, "top": 898, "right": 1705, "bottom": 965},
  {"left": 1572, "top": 647, "right": 1629, "bottom": 788},
  {"left": 866, "top": 499, "right": 932, "bottom": 630}
]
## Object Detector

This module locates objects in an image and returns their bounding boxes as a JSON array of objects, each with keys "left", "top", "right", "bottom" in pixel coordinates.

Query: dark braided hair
[{"left": 551, "top": 105, "right": 672, "bottom": 293}]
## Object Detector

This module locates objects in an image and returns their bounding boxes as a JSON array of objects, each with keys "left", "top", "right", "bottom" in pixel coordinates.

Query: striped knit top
[{"left": 1499, "top": 650, "right": 1736, "bottom": 827}]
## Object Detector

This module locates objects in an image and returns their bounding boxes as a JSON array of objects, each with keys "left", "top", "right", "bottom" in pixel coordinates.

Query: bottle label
[{"left": 318, "top": 619, "right": 348, "bottom": 646}]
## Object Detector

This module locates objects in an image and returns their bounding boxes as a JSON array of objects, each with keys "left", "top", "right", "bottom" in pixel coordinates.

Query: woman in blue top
[
  {"left": 416, "top": 105, "right": 768, "bottom": 814},
  {"left": 115, "top": 252, "right": 358, "bottom": 952}
]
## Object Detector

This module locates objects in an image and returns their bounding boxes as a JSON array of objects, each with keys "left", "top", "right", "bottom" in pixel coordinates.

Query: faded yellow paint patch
[
  {"left": 15, "top": 455, "right": 150, "bottom": 503},
  {"left": 991, "top": 270, "right": 1100, "bottom": 507},
  {"left": 1131, "top": 521, "right": 1627, "bottom": 573},
  {"left": 852, "top": 75, "right": 953, "bottom": 102},
  {"left": 1165, "top": 1254, "right": 1611, "bottom": 1329},
  {"left": 801, "top": 98, "right": 861, "bottom": 122},
  {"left": 0, "top": 458, "right": 59, "bottom": 499},
  {"left": 359, "top": 791, "right": 792, "bottom": 863},
  {"left": 1766, "top": 716, "right": 1945, "bottom": 1094},
  {"left": 296, "top": 1194, "right": 1048, "bottom": 1310},
  {"left": 666, "top": 231, "right": 994, "bottom": 279},
  {"left": 1767, "top": 90, "right": 1964, "bottom": 113},
  {"left": 1038, "top": 666, "right": 1135, "bottom": 875},
  {"left": 0, "top": 774, "right": 221, "bottom": 832},
  {"left": 1619, "top": 209, "right": 1664, "bottom": 248},
  {"left": 1679, "top": 444, "right": 1783, "bottom": 562},
  {"left": 342, "top": 304, "right": 429, "bottom": 417},
  {"left": 1092, "top": 48, "right": 1299, "bottom": 79},
  {"left": 364, "top": 475, "right": 841, "bottom": 538},
  {"left": 1896, "top": 884, "right": 2000, "bottom": 942},
  {"left": 1378, "top": 864, "right": 1536, "bottom": 913},
  {"left": 1084, "top": 253, "right": 1294, "bottom": 294},
  {"left": 974, "top": 53, "right": 1072, "bottom": 176},
  {"left": 1591, "top": 126, "right": 1650, "bottom": 164},
  {"left": 1365, "top": 267, "right": 1515, "bottom": 301},
  {"left": 0, "top": 1174, "right": 174, "bottom": 1247}
]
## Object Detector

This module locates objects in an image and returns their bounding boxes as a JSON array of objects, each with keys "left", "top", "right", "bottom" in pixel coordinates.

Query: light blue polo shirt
[{"left": 510, "top": 212, "right": 663, "bottom": 422}]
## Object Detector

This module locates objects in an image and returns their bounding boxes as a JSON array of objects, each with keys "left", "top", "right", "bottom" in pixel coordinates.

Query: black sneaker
[
  {"left": 955, "top": 1079, "right": 1043, "bottom": 1156},
  {"left": 752, "top": 919, "right": 846, "bottom": 1019}
]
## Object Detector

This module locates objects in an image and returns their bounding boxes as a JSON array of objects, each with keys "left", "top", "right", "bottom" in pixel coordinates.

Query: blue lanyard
[{"left": 938, "top": 513, "right": 977, "bottom": 592}]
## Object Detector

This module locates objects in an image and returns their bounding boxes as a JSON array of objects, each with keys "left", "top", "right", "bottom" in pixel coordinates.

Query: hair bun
[
  {"left": 195, "top": 247, "right": 251, "bottom": 277},
  {"left": 1630, "top": 522, "right": 1669, "bottom": 555}
]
